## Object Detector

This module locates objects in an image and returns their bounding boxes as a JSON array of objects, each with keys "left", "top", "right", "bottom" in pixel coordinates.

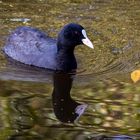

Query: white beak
[{"left": 82, "top": 30, "right": 94, "bottom": 49}]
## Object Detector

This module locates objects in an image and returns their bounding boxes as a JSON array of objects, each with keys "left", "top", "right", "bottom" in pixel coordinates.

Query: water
[{"left": 0, "top": 0, "right": 140, "bottom": 139}]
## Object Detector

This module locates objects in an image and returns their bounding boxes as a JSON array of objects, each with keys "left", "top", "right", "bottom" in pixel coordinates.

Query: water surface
[{"left": 0, "top": 0, "right": 140, "bottom": 139}]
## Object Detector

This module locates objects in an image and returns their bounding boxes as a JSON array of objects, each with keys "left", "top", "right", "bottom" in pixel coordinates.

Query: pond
[{"left": 0, "top": 0, "right": 140, "bottom": 139}]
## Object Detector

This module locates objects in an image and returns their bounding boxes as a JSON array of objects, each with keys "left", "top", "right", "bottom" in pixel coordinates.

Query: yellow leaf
[{"left": 131, "top": 70, "right": 140, "bottom": 83}]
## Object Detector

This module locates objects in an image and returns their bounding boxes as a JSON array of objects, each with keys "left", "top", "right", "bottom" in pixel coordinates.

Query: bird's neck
[
  {"left": 56, "top": 44, "right": 77, "bottom": 72},
  {"left": 57, "top": 43, "right": 75, "bottom": 54}
]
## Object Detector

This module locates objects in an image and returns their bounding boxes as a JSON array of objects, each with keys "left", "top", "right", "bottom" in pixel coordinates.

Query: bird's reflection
[
  {"left": 52, "top": 71, "right": 87, "bottom": 123},
  {"left": 0, "top": 57, "right": 87, "bottom": 123}
]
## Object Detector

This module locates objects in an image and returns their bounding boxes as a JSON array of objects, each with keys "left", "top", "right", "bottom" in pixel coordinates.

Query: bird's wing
[{"left": 4, "top": 26, "right": 57, "bottom": 69}]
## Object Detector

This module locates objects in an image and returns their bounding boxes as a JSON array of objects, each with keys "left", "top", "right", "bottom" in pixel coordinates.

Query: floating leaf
[{"left": 131, "top": 70, "right": 140, "bottom": 83}]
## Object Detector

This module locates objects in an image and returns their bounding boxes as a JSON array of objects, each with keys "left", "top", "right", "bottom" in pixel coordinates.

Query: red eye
[{"left": 74, "top": 31, "right": 79, "bottom": 35}]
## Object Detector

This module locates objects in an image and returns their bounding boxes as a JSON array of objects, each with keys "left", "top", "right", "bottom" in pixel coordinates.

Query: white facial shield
[{"left": 81, "top": 30, "right": 94, "bottom": 49}]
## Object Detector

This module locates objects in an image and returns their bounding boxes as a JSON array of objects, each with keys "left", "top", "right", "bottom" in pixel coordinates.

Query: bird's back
[{"left": 4, "top": 26, "right": 57, "bottom": 70}]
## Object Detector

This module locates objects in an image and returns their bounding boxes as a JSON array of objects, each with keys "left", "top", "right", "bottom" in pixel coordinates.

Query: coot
[{"left": 4, "top": 23, "right": 93, "bottom": 72}]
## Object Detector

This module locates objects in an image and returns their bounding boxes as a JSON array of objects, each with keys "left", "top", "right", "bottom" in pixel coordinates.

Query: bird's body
[
  {"left": 3, "top": 23, "right": 93, "bottom": 72},
  {"left": 4, "top": 26, "right": 57, "bottom": 70}
]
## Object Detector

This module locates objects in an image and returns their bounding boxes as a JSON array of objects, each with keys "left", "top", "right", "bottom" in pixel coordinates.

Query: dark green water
[{"left": 0, "top": 0, "right": 140, "bottom": 139}]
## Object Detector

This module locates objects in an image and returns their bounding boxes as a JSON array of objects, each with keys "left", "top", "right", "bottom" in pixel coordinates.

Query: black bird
[{"left": 3, "top": 23, "right": 93, "bottom": 72}]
